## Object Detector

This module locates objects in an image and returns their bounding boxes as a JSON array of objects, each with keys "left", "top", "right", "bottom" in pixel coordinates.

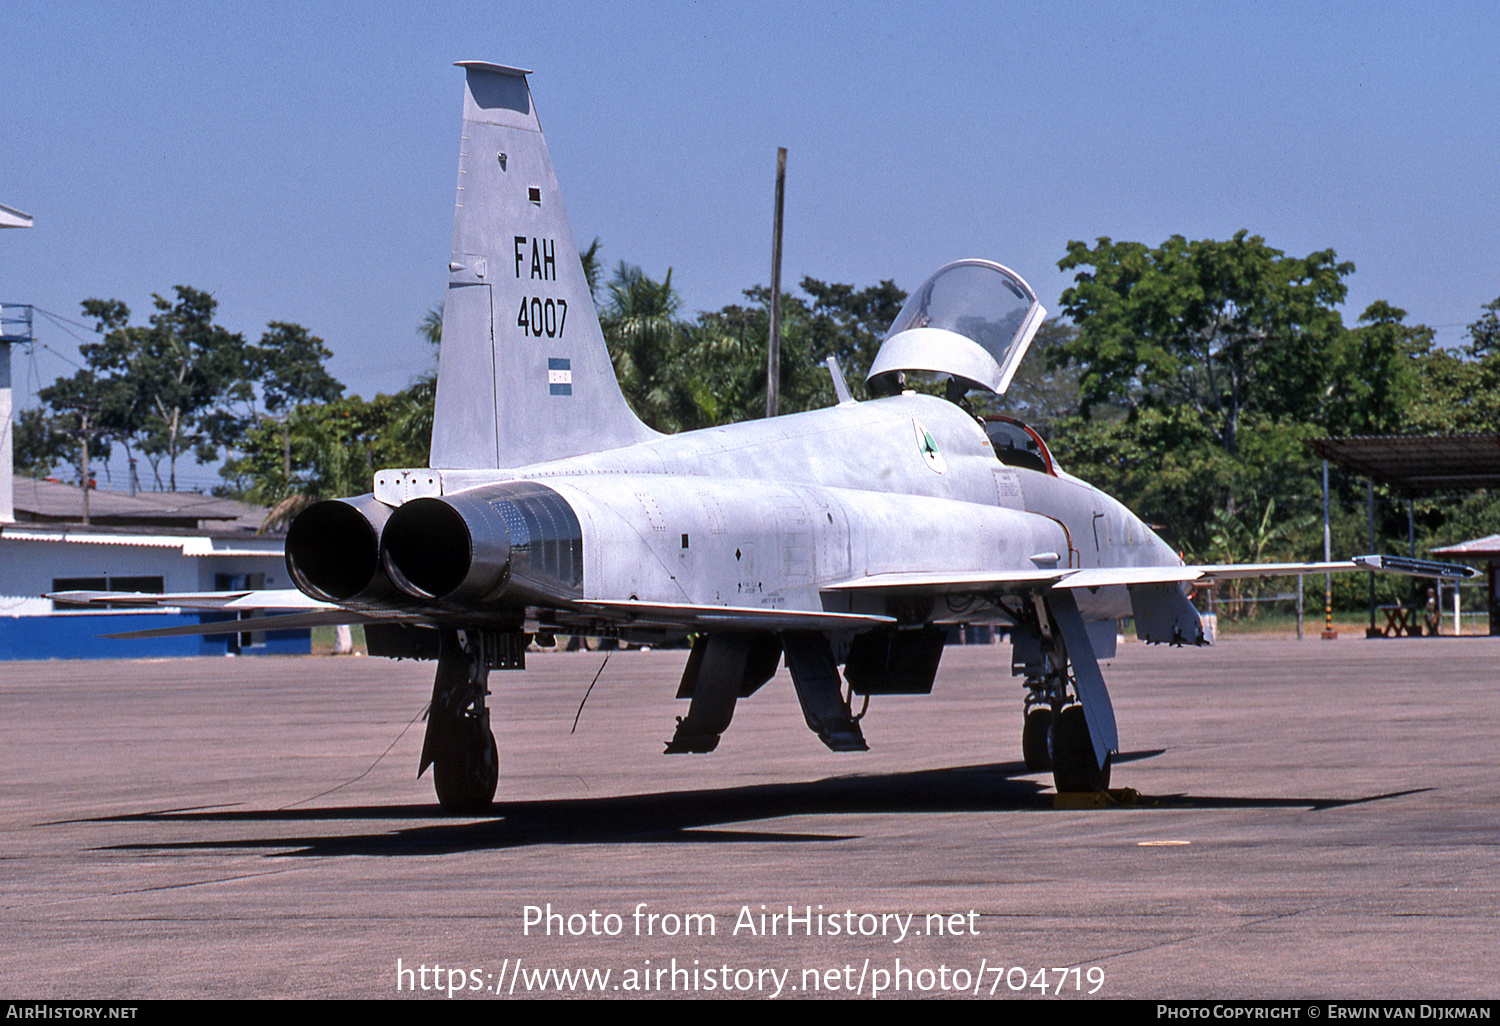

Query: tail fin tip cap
[{"left": 455, "top": 61, "right": 531, "bottom": 77}]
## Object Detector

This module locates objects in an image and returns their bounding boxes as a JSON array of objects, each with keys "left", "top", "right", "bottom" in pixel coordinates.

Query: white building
[
  {"left": 1, "top": 202, "right": 307, "bottom": 658},
  {"left": 0, "top": 477, "right": 307, "bottom": 659}
]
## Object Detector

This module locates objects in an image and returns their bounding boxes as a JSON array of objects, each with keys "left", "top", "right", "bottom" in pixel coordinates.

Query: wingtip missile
[{"left": 1353, "top": 555, "right": 1479, "bottom": 579}]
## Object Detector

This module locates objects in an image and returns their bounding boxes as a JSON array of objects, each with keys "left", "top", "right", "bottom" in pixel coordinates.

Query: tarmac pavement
[{"left": 0, "top": 634, "right": 1496, "bottom": 999}]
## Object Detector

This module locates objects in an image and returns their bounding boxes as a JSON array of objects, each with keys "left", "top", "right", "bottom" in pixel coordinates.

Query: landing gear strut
[
  {"left": 1012, "top": 593, "right": 1118, "bottom": 793},
  {"left": 421, "top": 629, "right": 510, "bottom": 814}
]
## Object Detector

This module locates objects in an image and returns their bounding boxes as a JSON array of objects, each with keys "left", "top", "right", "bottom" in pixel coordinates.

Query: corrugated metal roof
[
  {"left": 1304, "top": 435, "right": 1500, "bottom": 493},
  {"left": 0, "top": 527, "right": 282, "bottom": 557},
  {"left": 1431, "top": 534, "right": 1500, "bottom": 558},
  {"left": 8, "top": 475, "right": 273, "bottom": 534}
]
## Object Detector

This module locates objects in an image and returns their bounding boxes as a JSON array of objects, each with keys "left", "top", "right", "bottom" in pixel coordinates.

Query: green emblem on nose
[{"left": 913, "top": 420, "right": 946, "bottom": 473}]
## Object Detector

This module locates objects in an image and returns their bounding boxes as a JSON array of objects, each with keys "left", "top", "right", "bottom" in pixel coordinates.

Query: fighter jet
[{"left": 56, "top": 62, "right": 1473, "bottom": 813}]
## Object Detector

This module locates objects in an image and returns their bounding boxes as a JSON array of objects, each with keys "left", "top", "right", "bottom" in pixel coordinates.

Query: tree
[
  {"left": 240, "top": 389, "right": 430, "bottom": 529},
  {"left": 254, "top": 322, "right": 344, "bottom": 416},
  {"left": 76, "top": 287, "right": 250, "bottom": 491},
  {"left": 688, "top": 285, "right": 824, "bottom": 422},
  {"left": 993, "top": 318, "right": 1083, "bottom": 431},
  {"left": 682, "top": 276, "right": 909, "bottom": 426},
  {"left": 680, "top": 296, "right": 784, "bottom": 425},
  {"left": 9, "top": 285, "right": 353, "bottom": 504},
  {"left": 1403, "top": 296, "right": 1500, "bottom": 435},
  {"left": 579, "top": 238, "right": 603, "bottom": 303},
  {"left": 1321, "top": 302, "right": 1432, "bottom": 436},
  {"left": 1049, "top": 404, "right": 1237, "bottom": 553},
  {"left": 232, "top": 311, "right": 430, "bottom": 526},
  {"left": 211, "top": 322, "right": 346, "bottom": 495},
  {"left": 418, "top": 306, "right": 442, "bottom": 355},
  {"left": 30, "top": 368, "right": 133, "bottom": 522},
  {"left": 799, "top": 277, "right": 906, "bottom": 395},
  {"left": 600, "top": 262, "right": 706, "bottom": 433},
  {"left": 1467, "top": 297, "right": 1500, "bottom": 358},
  {"left": 1055, "top": 231, "right": 1353, "bottom": 459},
  {"left": 1206, "top": 493, "right": 1315, "bottom": 619},
  {"left": 12, "top": 407, "right": 74, "bottom": 479},
  {"left": 49, "top": 288, "right": 349, "bottom": 497}
]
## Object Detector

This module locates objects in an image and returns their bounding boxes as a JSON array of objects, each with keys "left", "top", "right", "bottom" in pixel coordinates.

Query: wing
[
  {"left": 50, "top": 555, "right": 1475, "bottom": 645},
  {"left": 822, "top": 554, "right": 1476, "bottom": 598},
  {"left": 572, "top": 599, "right": 896, "bottom": 632},
  {"left": 819, "top": 569, "right": 1068, "bottom": 595}
]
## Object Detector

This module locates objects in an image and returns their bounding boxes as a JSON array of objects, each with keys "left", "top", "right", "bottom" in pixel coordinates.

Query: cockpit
[
  {"left": 866, "top": 259, "right": 1046, "bottom": 398},
  {"left": 983, "top": 415, "right": 1057, "bottom": 475},
  {"left": 866, "top": 260, "right": 1058, "bottom": 475}
]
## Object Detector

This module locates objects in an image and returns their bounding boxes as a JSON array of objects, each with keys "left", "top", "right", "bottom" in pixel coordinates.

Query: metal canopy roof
[
  {"left": 1304, "top": 435, "right": 1500, "bottom": 493},
  {"left": 7, "top": 475, "right": 272, "bottom": 534},
  {"left": 1430, "top": 534, "right": 1500, "bottom": 558}
]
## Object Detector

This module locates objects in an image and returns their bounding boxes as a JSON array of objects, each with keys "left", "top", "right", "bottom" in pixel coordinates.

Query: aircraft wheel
[
  {"left": 1049, "top": 704, "right": 1111, "bottom": 792},
  {"left": 1021, "top": 706, "right": 1053, "bottom": 771},
  {"left": 433, "top": 723, "right": 499, "bottom": 814}
]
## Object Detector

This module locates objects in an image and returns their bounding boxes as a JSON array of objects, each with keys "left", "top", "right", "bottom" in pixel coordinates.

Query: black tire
[
  {"left": 434, "top": 724, "right": 499, "bottom": 814},
  {"left": 1049, "top": 704, "right": 1111, "bottom": 792},
  {"left": 1022, "top": 706, "right": 1053, "bottom": 771}
]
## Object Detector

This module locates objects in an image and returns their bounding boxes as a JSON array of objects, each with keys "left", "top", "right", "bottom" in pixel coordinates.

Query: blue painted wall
[{"left": 0, "top": 613, "right": 310, "bottom": 660}]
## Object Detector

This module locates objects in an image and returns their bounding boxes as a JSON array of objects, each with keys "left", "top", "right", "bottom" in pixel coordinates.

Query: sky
[{"left": 3, "top": 0, "right": 1498, "bottom": 491}]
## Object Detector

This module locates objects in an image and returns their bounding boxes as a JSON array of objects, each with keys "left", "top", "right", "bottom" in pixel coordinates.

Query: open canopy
[{"left": 866, "top": 259, "right": 1046, "bottom": 396}]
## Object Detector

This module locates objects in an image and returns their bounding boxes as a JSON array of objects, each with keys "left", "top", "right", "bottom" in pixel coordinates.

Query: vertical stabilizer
[{"left": 430, "top": 63, "right": 658, "bottom": 470}]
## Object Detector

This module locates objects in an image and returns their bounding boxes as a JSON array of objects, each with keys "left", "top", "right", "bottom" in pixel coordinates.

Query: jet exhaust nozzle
[
  {"left": 285, "top": 494, "right": 398, "bottom": 604},
  {"left": 380, "top": 482, "right": 583, "bottom": 606}
]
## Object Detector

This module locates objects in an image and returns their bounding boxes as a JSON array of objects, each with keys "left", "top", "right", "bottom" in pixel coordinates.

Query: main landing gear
[
  {"left": 1021, "top": 682, "right": 1110, "bottom": 791},
  {"left": 1021, "top": 703, "right": 1052, "bottom": 772},
  {"left": 420, "top": 629, "right": 522, "bottom": 814},
  {"left": 1013, "top": 594, "right": 1116, "bottom": 793},
  {"left": 1048, "top": 704, "right": 1110, "bottom": 793}
]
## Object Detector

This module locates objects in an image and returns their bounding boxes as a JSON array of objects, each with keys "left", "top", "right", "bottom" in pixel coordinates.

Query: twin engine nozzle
[{"left": 284, "top": 483, "right": 583, "bottom": 609}]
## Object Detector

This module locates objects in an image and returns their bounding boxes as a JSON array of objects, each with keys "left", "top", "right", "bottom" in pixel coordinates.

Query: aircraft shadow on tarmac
[{"left": 76, "top": 754, "right": 1431, "bottom": 859}]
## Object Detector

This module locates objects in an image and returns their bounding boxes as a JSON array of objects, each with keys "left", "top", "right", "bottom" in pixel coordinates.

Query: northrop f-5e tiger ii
[{"left": 57, "top": 62, "right": 1474, "bottom": 813}]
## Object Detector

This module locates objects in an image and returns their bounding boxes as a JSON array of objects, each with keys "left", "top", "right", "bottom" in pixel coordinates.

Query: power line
[{"left": 31, "top": 306, "right": 104, "bottom": 336}]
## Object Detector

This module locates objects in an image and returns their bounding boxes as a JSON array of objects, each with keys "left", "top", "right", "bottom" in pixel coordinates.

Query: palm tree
[
  {"left": 580, "top": 238, "right": 603, "bottom": 304},
  {"left": 601, "top": 262, "right": 702, "bottom": 432},
  {"left": 418, "top": 306, "right": 443, "bottom": 356}
]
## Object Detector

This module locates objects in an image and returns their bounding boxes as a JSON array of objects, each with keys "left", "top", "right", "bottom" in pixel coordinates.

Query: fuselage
[{"left": 367, "top": 392, "right": 1182, "bottom": 626}]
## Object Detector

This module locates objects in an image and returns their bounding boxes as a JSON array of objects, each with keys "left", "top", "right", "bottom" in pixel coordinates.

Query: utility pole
[
  {"left": 766, "top": 147, "right": 786, "bottom": 419},
  {"left": 54, "top": 400, "right": 106, "bottom": 526},
  {"left": 1321, "top": 459, "right": 1337, "bottom": 639}
]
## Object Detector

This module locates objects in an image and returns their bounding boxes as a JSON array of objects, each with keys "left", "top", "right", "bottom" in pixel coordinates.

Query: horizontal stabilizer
[
  {"left": 47, "top": 589, "right": 331, "bottom": 611},
  {"left": 100, "top": 609, "right": 395, "bottom": 640}
]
